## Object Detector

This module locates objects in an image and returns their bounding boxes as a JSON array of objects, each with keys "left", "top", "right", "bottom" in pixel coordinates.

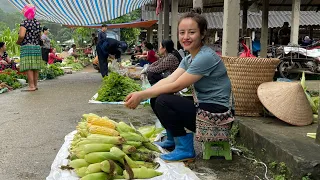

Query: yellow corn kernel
[
  {"left": 87, "top": 117, "right": 116, "bottom": 129},
  {"left": 89, "top": 125, "right": 120, "bottom": 136}
]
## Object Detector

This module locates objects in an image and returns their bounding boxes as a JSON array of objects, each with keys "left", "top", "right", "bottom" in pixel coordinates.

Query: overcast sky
[{"left": 0, "top": 0, "right": 19, "bottom": 13}]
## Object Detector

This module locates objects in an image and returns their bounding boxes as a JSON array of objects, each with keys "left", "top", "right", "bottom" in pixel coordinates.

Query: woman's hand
[
  {"left": 0, "top": 60, "right": 8, "bottom": 65},
  {"left": 124, "top": 91, "right": 145, "bottom": 109}
]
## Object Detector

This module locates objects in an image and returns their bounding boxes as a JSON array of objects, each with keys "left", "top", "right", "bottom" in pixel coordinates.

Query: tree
[
  {"left": 72, "top": 27, "right": 92, "bottom": 47},
  {"left": 107, "top": 9, "right": 142, "bottom": 47}
]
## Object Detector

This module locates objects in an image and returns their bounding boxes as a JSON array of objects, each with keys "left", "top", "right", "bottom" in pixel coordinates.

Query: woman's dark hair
[
  {"left": 145, "top": 43, "right": 153, "bottom": 50},
  {"left": 0, "top": 42, "right": 5, "bottom": 48},
  {"left": 178, "top": 9, "right": 208, "bottom": 42},
  {"left": 71, "top": 44, "right": 76, "bottom": 48},
  {"left": 161, "top": 39, "right": 174, "bottom": 53}
]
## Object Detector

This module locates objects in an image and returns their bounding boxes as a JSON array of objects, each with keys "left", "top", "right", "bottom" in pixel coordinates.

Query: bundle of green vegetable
[
  {"left": 96, "top": 72, "right": 141, "bottom": 102},
  {"left": 0, "top": 69, "right": 27, "bottom": 89},
  {"left": 64, "top": 56, "right": 84, "bottom": 71}
]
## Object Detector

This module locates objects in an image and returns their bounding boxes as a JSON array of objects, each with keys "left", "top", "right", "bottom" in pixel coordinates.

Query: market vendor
[
  {"left": 48, "top": 48, "right": 63, "bottom": 64},
  {"left": 0, "top": 42, "right": 16, "bottom": 71},
  {"left": 144, "top": 39, "right": 181, "bottom": 85},
  {"left": 131, "top": 45, "right": 143, "bottom": 61},
  {"left": 125, "top": 11, "right": 232, "bottom": 162},
  {"left": 68, "top": 44, "right": 79, "bottom": 59},
  {"left": 136, "top": 43, "right": 157, "bottom": 67}
]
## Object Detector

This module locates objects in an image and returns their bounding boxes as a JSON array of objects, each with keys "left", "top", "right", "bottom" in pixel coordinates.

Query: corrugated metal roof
[
  {"left": 142, "top": 10, "right": 320, "bottom": 29},
  {"left": 146, "top": 0, "right": 320, "bottom": 12},
  {"left": 8, "top": 0, "right": 153, "bottom": 25}
]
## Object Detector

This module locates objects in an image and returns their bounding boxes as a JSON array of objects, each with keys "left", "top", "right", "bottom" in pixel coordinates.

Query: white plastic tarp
[{"left": 46, "top": 131, "right": 200, "bottom": 180}]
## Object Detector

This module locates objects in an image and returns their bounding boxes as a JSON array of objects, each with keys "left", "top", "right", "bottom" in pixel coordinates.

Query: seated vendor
[
  {"left": 0, "top": 42, "right": 16, "bottom": 71},
  {"left": 136, "top": 43, "right": 157, "bottom": 67},
  {"left": 131, "top": 45, "right": 143, "bottom": 61},
  {"left": 145, "top": 39, "right": 181, "bottom": 85},
  {"left": 48, "top": 48, "right": 63, "bottom": 64},
  {"left": 59, "top": 47, "right": 70, "bottom": 59},
  {"left": 68, "top": 44, "right": 79, "bottom": 58}
]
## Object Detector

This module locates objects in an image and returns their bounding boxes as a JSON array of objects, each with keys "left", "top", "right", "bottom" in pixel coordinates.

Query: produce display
[
  {"left": 65, "top": 113, "right": 163, "bottom": 180},
  {"left": 96, "top": 72, "right": 141, "bottom": 102},
  {"left": 0, "top": 69, "right": 27, "bottom": 89},
  {"left": 63, "top": 56, "right": 85, "bottom": 71}
]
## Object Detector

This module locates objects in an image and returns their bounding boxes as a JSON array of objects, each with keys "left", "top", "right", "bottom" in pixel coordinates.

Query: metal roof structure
[
  {"left": 8, "top": 0, "right": 153, "bottom": 25},
  {"left": 145, "top": 0, "right": 320, "bottom": 12},
  {"left": 142, "top": 10, "right": 320, "bottom": 29}
]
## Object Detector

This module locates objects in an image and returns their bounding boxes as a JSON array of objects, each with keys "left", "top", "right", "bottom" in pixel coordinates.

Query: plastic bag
[{"left": 141, "top": 74, "right": 151, "bottom": 90}]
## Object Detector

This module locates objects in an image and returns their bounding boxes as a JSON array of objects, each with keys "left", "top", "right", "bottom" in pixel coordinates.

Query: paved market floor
[{"left": 1, "top": 65, "right": 303, "bottom": 180}]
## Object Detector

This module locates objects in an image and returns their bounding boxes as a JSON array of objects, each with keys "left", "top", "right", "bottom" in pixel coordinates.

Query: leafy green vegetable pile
[
  {"left": 0, "top": 69, "right": 27, "bottom": 89},
  {"left": 64, "top": 56, "right": 84, "bottom": 71},
  {"left": 96, "top": 72, "right": 142, "bottom": 102},
  {"left": 39, "top": 63, "right": 65, "bottom": 80}
]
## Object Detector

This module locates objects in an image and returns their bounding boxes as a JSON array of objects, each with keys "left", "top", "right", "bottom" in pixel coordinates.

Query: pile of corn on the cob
[{"left": 66, "top": 113, "right": 163, "bottom": 180}]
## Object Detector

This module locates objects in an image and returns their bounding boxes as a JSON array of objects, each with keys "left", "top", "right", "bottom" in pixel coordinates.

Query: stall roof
[
  {"left": 145, "top": 0, "right": 320, "bottom": 12},
  {"left": 142, "top": 10, "right": 320, "bottom": 29},
  {"left": 64, "top": 20, "right": 158, "bottom": 29},
  {"left": 8, "top": 0, "right": 153, "bottom": 25}
]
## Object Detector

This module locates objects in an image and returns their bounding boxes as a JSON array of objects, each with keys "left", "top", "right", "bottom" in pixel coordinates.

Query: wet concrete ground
[{"left": 0, "top": 65, "right": 290, "bottom": 180}]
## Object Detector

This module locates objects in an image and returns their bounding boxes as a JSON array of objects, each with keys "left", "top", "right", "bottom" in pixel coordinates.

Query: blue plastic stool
[{"left": 202, "top": 141, "right": 232, "bottom": 160}]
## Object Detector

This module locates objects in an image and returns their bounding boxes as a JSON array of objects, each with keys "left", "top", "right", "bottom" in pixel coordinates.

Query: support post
[
  {"left": 163, "top": 0, "right": 170, "bottom": 39},
  {"left": 222, "top": 0, "right": 240, "bottom": 57},
  {"left": 158, "top": 11, "right": 163, "bottom": 47},
  {"left": 260, "top": 0, "right": 269, "bottom": 58},
  {"left": 171, "top": 0, "right": 179, "bottom": 49},
  {"left": 242, "top": 0, "right": 248, "bottom": 37},
  {"left": 193, "top": 0, "right": 203, "bottom": 12},
  {"left": 290, "top": 0, "right": 300, "bottom": 45},
  {"left": 147, "top": 27, "right": 153, "bottom": 44}
]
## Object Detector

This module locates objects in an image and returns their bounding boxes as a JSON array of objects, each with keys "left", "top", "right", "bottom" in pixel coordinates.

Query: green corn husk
[
  {"left": 138, "top": 126, "right": 156, "bottom": 138},
  {"left": 82, "top": 144, "right": 114, "bottom": 154},
  {"left": 116, "top": 122, "right": 136, "bottom": 133},
  {"left": 125, "top": 141, "right": 142, "bottom": 148},
  {"left": 80, "top": 172, "right": 112, "bottom": 180},
  {"left": 137, "top": 146, "right": 152, "bottom": 153},
  {"left": 86, "top": 134, "right": 125, "bottom": 144},
  {"left": 114, "top": 175, "right": 125, "bottom": 179},
  {"left": 110, "top": 147, "right": 126, "bottom": 159},
  {"left": 100, "top": 160, "right": 123, "bottom": 175},
  {"left": 123, "top": 166, "right": 163, "bottom": 179},
  {"left": 120, "top": 132, "right": 145, "bottom": 142},
  {"left": 143, "top": 142, "right": 161, "bottom": 153},
  {"left": 124, "top": 155, "right": 139, "bottom": 168},
  {"left": 130, "top": 152, "right": 156, "bottom": 162},
  {"left": 85, "top": 152, "right": 122, "bottom": 164},
  {"left": 85, "top": 163, "right": 102, "bottom": 174},
  {"left": 301, "top": 72, "right": 318, "bottom": 114},
  {"left": 75, "top": 167, "right": 87, "bottom": 177},
  {"left": 122, "top": 145, "right": 136, "bottom": 154},
  {"left": 134, "top": 161, "right": 160, "bottom": 169},
  {"left": 69, "top": 159, "right": 89, "bottom": 169}
]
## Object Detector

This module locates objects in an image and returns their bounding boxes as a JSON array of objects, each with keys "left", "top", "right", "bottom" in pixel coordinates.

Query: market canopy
[
  {"left": 64, "top": 20, "right": 158, "bottom": 29},
  {"left": 8, "top": 0, "right": 153, "bottom": 25}
]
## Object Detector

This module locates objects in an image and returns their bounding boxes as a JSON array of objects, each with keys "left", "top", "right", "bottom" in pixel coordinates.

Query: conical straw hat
[{"left": 257, "top": 82, "right": 313, "bottom": 126}]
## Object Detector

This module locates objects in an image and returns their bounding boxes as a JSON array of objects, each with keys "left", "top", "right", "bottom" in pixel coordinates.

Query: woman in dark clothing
[
  {"left": 0, "top": 42, "right": 16, "bottom": 71},
  {"left": 146, "top": 39, "right": 181, "bottom": 85}
]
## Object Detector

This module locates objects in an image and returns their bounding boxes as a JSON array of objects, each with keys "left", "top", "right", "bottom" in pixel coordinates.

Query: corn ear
[
  {"left": 85, "top": 152, "right": 122, "bottom": 164},
  {"left": 69, "top": 159, "right": 89, "bottom": 169},
  {"left": 87, "top": 117, "right": 116, "bottom": 129},
  {"left": 116, "top": 122, "right": 136, "bottom": 133},
  {"left": 143, "top": 142, "right": 161, "bottom": 153},
  {"left": 82, "top": 144, "right": 114, "bottom": 154},
  {"left": 125, "top": 141, "right": 142, "bottom": 148},
  {"left": 120, "top": 132, "right": 145, "bottom": 142},
  {"left": 137, "top": 146, "right": 152, "bottom": 153},
  {"left": 88, "top": 125, "right": 120, "bottom": 136},
  {"left": 130, "top": 152, "right": 156, "bottom": 162},
  {"left": 110, "top": 147, "right": 126, "bottom": 159},
  {"left": 86, "top": 134, "right": 125, "bottom": 144},
  {"left": 123, "top": 166, "right": 163, "bottom": 179},
  {"left": 80, "top": 172, "right": 111, "bottom": 180},
  {"left": 114, "top": 175, "right": 125, "bottom": 179},
  {"left": 75, "top": 167, "right": 88, "bottom": 177},
  {"left": 122, "top": 144, "right": 136, "bottom": 154},
  {"left": 124, "top": 155, "right": 139, "bottom": 168},
  {"left": 85, "top": 163, "right": 102, "bottom": 174}
]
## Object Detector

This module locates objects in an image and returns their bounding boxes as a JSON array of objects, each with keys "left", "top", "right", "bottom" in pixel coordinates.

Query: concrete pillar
[
  {"left": 147, "top": 27, "right": 153, "bottom": 44},
  {"left": 163, "top": 0, "right": 170, "bottom": 39},
  {"left": 242, "top": 0, "right": 248, "bottom": 37},
  {"left": 290, "top": 0, "right": 300, "bottom": 45},
  {"left": 252, "top": 30, "right": 255, "bottom": 41},
  {"left": 158, "top": 11, "right": 163, "bottom": 46},
  {"left": 215, "top": 31, "right": 218, "bottom": 42},
  {"left": 193, "top": 0, "right": 203, "bottom": 12},
  {"left": 171, "top": 0, "right": 179, "bottom": 49},
  {"left": 222, "top": 0, "right": 240, "bottom": 57},
  {"left": 260, "top": 0, "right": 269, "bottom": 58}
]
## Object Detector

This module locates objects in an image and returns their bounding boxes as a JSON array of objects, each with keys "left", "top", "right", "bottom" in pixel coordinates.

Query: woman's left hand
[{"left": 124, "top": 91, "right": 144, "bottom": 109}]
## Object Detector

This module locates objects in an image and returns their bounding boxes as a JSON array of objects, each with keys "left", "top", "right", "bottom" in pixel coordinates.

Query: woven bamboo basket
[{"left": 221, "top": 57, "right": 280, "bottom": 116}]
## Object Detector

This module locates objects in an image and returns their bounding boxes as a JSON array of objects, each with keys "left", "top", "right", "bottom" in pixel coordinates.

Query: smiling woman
[{"left": 124, "top": 10, "right": 233, "bottom": 162}]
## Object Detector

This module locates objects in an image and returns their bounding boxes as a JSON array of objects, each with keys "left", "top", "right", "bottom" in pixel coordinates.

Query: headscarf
[{"left": 22, "top": 4, "right": 36, "bottom": 20}]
